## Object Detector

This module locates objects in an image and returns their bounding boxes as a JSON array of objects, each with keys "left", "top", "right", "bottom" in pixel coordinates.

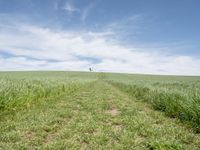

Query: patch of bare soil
[
  {"left": 80, "top": 139, "right": 89, "bottom": 150},
  {"left": 112, "top": 124, "right": 122, "bottom": 132},
  {"left": 105, "top": 108, "right": 119, "bottom": 116},
  {"left": 24, "top": 131, "right": 35, "bottom": 140}
]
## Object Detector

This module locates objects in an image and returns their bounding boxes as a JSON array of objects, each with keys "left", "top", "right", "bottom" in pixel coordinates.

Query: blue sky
[{"left": 0, "top": 0, "right": 200, "bottom": 75}]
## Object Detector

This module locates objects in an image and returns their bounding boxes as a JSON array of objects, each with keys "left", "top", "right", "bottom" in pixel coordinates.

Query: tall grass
[
  {"left": 0, "top": 71, "right": 97, "bottom": 112},
  {"left": 104, "top": 73, "right": 200, "bottom": 132},
  {"left": 1, "top": 71, "right": 200, "bottom": 132},
  {"left": 0, "top": 78, "right": 80, "bottom": 110},
  {"left": 107, "top": 80, "right": 200, "bottom": 132}
]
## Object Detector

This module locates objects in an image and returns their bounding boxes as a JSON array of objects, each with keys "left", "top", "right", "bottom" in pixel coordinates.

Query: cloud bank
[{"left": 0, "top": 21, "right": 200, "bottom": 75}]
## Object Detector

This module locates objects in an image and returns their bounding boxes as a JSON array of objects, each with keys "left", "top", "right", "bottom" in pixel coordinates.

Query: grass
[
  {"left": 0, "top": 71, "right": 200, "bottom": 149},
  {"left": 0, "top": 71, "right": 97, "bottom": 112},
  {"left": 105, "top": 73, "right": 200, "bottom": 132}
]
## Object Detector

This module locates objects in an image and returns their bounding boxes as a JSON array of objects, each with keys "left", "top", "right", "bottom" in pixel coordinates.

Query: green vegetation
[
  {"left": 0, "top": 71, "right": 97, "bottom": 112},
  {"left": 0, "top": 71, "right": 200, "bottom": 149},
  {"left": 105, "top": 73, "right": 200, "bottom": 132}
]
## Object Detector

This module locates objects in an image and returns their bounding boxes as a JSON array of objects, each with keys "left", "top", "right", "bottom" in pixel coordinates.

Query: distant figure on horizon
[{"left": 89, "top": 67, "right": 92, "bottom": 72}]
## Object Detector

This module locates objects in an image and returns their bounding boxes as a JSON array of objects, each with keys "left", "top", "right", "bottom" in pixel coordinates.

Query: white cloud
[
  {"left": 0, "top": 56, "right": 90, "bottom": 71},
  {"left": 0, "top": 22, "right": 200, "bottom": 75},
  {"left": 63, "top": 1, "right": 80, "bottom": 14},
  {"left": 61, "top": 1, "right": 95, "bottom": 22}
]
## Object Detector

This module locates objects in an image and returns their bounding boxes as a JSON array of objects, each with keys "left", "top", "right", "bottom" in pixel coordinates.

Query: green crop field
[{"left": 0, "top": 71, "right": 200, "bottom": 149}]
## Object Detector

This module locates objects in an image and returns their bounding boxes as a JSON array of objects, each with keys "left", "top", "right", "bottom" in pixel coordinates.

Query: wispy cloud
[
  {"left": 63, "top": 1, "right": 80, "bottom": 14},
  {"left": 104, "top": 14, "right": 144, "bottom": 41},
  {"left": 60, "top": 0, "right": 96, "bottom": 22},
  {"left": 81, "top": 2, "right": 96, "bottom": 22},
  {"left": 0, "top": 20, "right": 200, "bottom": 75},
  {"left": 106, "top": 14, "right": 143, "bottom": 30}
]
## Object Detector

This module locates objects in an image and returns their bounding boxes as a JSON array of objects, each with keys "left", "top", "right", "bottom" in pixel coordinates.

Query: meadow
[
  {"left": 0, "top": 71, "right": 200, "bottom": 149},
  {"left": 0, "top": 71, "right": 97, "bottom": 112},
  {"left": 105, "top": 73, "right": 200, "bottom": 132}
]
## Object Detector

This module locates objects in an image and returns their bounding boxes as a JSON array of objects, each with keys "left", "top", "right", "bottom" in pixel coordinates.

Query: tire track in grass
[
  {"left": 1, "top": 80, "right": 200, "bottom": 149},
  {"left": 104, "top": 81, "right": 200, "bottom": 149}
]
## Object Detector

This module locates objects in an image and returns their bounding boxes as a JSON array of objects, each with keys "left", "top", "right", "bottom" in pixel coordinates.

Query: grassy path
[{"left": 0, "top": 81, "right": 200, "bottom": 149}]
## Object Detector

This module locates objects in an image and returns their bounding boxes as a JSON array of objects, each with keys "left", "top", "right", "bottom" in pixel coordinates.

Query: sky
[{"left": 0, "top": 0, "right": 200, "bottom": 75}]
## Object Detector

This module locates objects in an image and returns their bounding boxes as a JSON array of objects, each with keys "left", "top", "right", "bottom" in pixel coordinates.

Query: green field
[{"left": 0, "top": 71, "right": 200, "bottom": 149}]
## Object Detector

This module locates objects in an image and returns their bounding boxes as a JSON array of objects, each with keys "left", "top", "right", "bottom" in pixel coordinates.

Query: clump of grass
[
  {"left": 0, "top": 79, "right": 81, "bottom": 111},
  {"left": 0, "top": 71, "right": 97, "bottom": 113},
  {"left": 108, "top": 80, "right": 200, "bottom": 132}
]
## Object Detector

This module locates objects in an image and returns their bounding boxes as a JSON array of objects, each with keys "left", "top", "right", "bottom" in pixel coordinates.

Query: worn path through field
[{"left": 0, "top": 81, "right": 200, "bottom": 149}]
